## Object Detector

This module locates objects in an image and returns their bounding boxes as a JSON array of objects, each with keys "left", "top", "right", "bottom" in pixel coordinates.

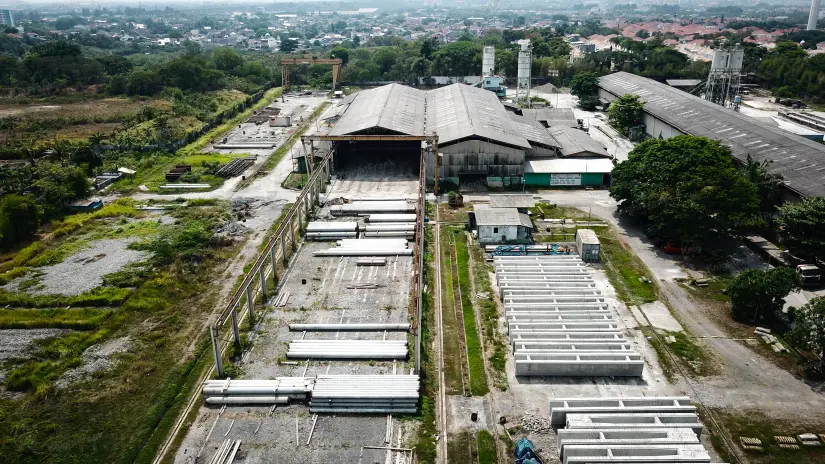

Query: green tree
[
  {"left": 636, "top": 30, "right": 650, "bottom": 39},
  {"left": 776, "top": 197, "right": 825, "bottom": 261},
  {"left": 211, "top": 47, "right": 243, "bottom": 71},
  {"left": 96, "top": 54, "right": 133, "bottom": 75},
  {"left": 610, "top": 135, "right": 759, "bottom": 248},
  {"left": 789, "top": 297, "right": 825, "bottom": 373},
  {"left": 570, "top": 71, "right": 599, "bottom": 99},
  {"left": 432, "top": 41, "right": 482, "bottom": 75},
  {"left": 739, "top": 154, "right": 783, "bottom": 213},
  {"left": 728, "top": 268, "right": 801, "bottom": 322},
  {"left": 607, "top": 94, "right": 645, "bottom": 135},
  {"left": 280, "top": 39, "right": 298, "bottom": 53},
  {"left": 330, "top": 46, "right": 350, "bottom": 65},
  {"left": 0, "top": 194, "right": 42, "bottom": 249}
]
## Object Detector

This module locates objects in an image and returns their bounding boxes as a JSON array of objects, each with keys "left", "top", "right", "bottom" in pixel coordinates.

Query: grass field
[
  {"left": 0, "top": 200, "right": 249, "bottom": 464},
  {"left": 439, "top": 225, "right": 467, "bottom": 395},
  {"left": 713, "top": 408, "right": 825, "bottom": 464},
  {"left": 452, "top": 228, "right": 489, "bottom": 396}
]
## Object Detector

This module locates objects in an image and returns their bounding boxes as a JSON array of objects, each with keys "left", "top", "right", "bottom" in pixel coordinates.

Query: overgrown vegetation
[
  {"left": 452, "top": 228, "right": 489, "bottom": 397},
  {"left": 0, "top": 200, "right": 245, "bottom": 463},
  {"left": 476, "top": 430, "right": 498, "bottom": 464},
  {"left": 468, "top": 238, "right": 508, "bottom": 390}
]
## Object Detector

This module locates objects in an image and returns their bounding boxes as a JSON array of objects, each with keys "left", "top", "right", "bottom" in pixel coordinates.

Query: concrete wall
[{"left": 479, "top": 224, "right": 520, "bottom": 244}]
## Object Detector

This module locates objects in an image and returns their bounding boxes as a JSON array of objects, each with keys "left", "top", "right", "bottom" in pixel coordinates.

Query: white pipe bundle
[
  {"left": 362, "top": 232, "right": 415, "bottom": 238},
  {"left": 337, "top": 239, "right": 408, "bottom": 248},
  {"left": 313, "top": 249, "right": 413, "bottom": 256},
  {"left": 356, "top": 257, "right": 387, "bottom": 266},
  {"left": 306, "top": 232, "right": 358, "bottom": 241},
  {"left": 307, "top": 221, "right": 358, "bottom": 232},
  {"left": 314, "top": 238, "right": 411, "bottom": 256},
  {"left": 331, "top": 201, "right": 415, "bottom": 215},
  {"left": 367, "top": 214, "right": 417, "bottom": 223},
  {"left": 205, "top": 396, "right": 290, "bottom": 405},
  {"left": 289, "top": 323, "right": 410, "bottom": 331},
  {"left": 363, "top": 223, "right": 416, "bottom": 231},
  {"left": 310, "top": 374, "right": 419, "bottom": 414},
  {"left": 287, "top": 340, "right": 408, "bottom": 359}
]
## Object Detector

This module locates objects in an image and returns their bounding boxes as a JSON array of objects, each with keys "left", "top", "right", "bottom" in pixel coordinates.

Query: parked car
[{"left": 797, "top": 264, "right": 821, "bottom": 286}]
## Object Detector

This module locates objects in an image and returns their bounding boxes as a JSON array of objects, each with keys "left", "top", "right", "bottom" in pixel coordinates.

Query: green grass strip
[
  {"left": 476, "top": 430, "right": 498, "bottom": 464},
  {"left": 453, "top": 229, "right": 489, "bottom": 396},
  {"left": 0, "top": 308, "right": 111, "bottom": 329}
]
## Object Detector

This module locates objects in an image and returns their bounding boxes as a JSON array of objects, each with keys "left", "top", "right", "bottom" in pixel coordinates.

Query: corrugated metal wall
[{"left": 425, "top": 139, "right": 525, "bottom": 183}]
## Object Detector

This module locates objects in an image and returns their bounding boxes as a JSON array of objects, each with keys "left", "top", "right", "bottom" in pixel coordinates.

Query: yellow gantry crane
[{"left": 281, "top": 56, "right": 343, "bottom": 91}]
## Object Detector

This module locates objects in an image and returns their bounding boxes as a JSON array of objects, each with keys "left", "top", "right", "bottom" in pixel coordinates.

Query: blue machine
[{"left": 514, "top": 437, "right": 543, "bottom": 464}]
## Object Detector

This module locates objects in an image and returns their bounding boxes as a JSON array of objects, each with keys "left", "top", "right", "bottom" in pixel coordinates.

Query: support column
[
  {"left": 290, "top": 216, "right": 296, "bottom": 243},
  {"left": 230, "top": 306, "right": 241, "bottom": 345},
  {"left": 245, "top": 285, "right": 255, "bottom": 322},
  {"left": 280, "top": 232, "right": 288, "bottom": 265},
  {"left": 211, "top": 325, "right": 224, "bottom": 378},
  {"left": 258, "top": 267, "right": 267, "bottom": 305},
  {"left": 297, "top": 205, "right": 303, "bottom": 233},
  {"left": 270, "top": 247, "right": 278, "bottom": 284}
]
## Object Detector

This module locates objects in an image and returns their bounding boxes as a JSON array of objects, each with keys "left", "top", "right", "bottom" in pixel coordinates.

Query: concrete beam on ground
[
  {"left": 503, "top": 289, "right": 603, "bottom": 297},
  {"left": 564, "top": 413, "right": 703, "bottom": 435},
  {"left": 508, "top": 322, "right": 620, "bottom": 332},
  {"left": 505, "top": 303, "right": 609, "bottom": 311},
  {"left": 557, "top": 428, "right": 700, "bottom": 459},
  {"left": 506, "top": 313, "right": 616, "bottom": 322},
  {"left": 515, "top": 353, "right": 645, "bottom": 377},
  {"left": 562, "top": 443, "right": 710, "bottom": 464},
  {"left": 514, "top": 342, "right": 634, "bottom": 352},
  {"left": 552, "top": 396, "right": 696, "bottom": 425},
  {"left": 511, "top": 331, "right": 626, "bottom": 343}
]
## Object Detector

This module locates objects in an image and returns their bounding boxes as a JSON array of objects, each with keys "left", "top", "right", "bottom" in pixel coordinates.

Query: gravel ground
[
  {"left": 56, "top": 336, "right": 131, "bottom": 389},
  {"left": 0, "top": 328, "right": 71, "bottom": 363},
  {"left": 8, "top": 238, "right": 148, "bottom": 296}
]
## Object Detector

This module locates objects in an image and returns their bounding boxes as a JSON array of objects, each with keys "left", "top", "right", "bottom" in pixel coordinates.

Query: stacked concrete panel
[
  {"left": 494, "top": 255, "right": 643, "bottom": 377},
  {"left": 550, "top": 397, "right": 727, "bottom": 464}
]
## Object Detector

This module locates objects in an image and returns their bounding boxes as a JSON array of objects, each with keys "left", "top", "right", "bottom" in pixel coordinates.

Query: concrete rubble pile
[
  {"left": 494, "top": 255, "right": 643, "bottom": 376},
  {"left": 550, "top": 397, "right": 729, "bottom": 464}
]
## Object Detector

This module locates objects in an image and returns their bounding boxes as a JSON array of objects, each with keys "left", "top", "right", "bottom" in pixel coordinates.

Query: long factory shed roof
[
  {"left": 330, "top": 83, "right": 531, "bottom": 149},
  {"left": 599, "top": 72, "right": 825, "bottom": 198}
]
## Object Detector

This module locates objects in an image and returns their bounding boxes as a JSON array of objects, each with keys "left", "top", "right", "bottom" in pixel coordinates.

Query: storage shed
[
  {"left": 523, "top": 158, "right": 614, "bottom": 187},
  {"left": 473, "top": 207, "right": 533, "bottom": 245},
  {"left": 576, "top": 229, "right": 601, "bottom": 262}
]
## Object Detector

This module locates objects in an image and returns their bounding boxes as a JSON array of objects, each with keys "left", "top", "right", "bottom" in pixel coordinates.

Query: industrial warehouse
[
  {"left": 598, "top": 71, "right": 825, "bottom": 199},
  {"left": 325, "top": 82, "right": 613, "bottom": 188}
]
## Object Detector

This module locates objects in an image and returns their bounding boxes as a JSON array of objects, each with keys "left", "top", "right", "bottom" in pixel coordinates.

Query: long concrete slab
[
  {"left": 514, "top": 343, "right": 635, "bottom": 353},
  {"left": 563, "top": 413, "right": 703, "bottom": 436},
  {"left": 496, "top": 276, "right": 594, "bottom": 284},
  {"left": 562, "top": 444, "right": 710, "bottom": 464},
  {"left": 515, "top": 354, "right": 645, "bottom": 377},
  {"left": 557, "top": 429, "right": 700, "bottom": 459},
  {"left": 505, "top": 303, "right": 608, "bottom": 310},
  {"left": 507, "top": 313, "right": 616, "bottom": 322},
  {"left": 550, "top": 397, "right": 694, "bottom": 425},
  {"left": 503, "top": 289, "right": 603, "bottom": 297},
  {"left": 508, "top": 322, "right": 620, "bottom": 331},
  {"left": 512, "top": 332, "right": 625, "bottom": 343}
]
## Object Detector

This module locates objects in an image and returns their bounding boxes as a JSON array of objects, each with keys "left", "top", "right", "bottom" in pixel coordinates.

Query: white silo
[
  {"left": 809, "top": 0, "right": 821, "bottom": 30},
  {"left": 517, "top": 40, "right": 532, "bottom": 108},
  {"left": 482, "top": 46, "right": 495, "bottom": 77},
  {"left": 728, "top": 44, "right": 744, "bottom": 74},
  {"left": 710, "top": 48, "right": 729, "bottom": 70}
]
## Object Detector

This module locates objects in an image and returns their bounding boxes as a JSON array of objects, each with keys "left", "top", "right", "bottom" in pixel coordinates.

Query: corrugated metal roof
[
  {"left": 599, "top": 72, "right": 825, "bottom": 198},
  {"left": 521, "top": 108, "right": 578, "bottom": 128},
  {"left": 509, "top": 115, "right": 560, "bottom": 148},
  {"left": 474, "top": 207, "right": 533, "bottom": 227},
  {"left": 426, "top": 84, "right": 531, "bottom": 148},
  {"left": 525, "top": 157, "right": 615, "bottom": 174},
  {"left": 489, "top": 194, "right": 536, "bottom": 209},
  {"left": 329, "top": 84, "right": 425, "bottom": 136},
  {"left": 546, "top": 126, "right": 609, "bottom": 157},
  {"left": 665, "top": 79, "right": 702, "bottom": 87},
  {"left": 330, "top": 83, "right": 530, "bottom": 149}
]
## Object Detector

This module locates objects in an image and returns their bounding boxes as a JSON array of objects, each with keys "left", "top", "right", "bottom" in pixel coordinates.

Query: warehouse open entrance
[{"left": 333, "top": 140, "right": 420, "bottom": 180}]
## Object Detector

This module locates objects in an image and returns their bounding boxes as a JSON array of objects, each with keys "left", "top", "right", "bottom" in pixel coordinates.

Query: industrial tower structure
[
  {"left": 704, "top": 44, "right": 744, "bottom": 110},
  {"left": 809, "top": 0, "right": 822, "bottom": 30},
  {"left": 516, "top": 40, "right": 532, "bottom": 108}
]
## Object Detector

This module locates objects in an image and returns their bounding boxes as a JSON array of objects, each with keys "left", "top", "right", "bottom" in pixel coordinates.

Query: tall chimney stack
[{"left": 808, "top": 0, "right": 821, "bottom": 30}]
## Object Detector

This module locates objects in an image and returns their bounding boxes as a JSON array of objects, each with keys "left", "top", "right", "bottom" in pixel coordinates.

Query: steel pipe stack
[
  {"left": 367, "top": 214, "right": 417, "bottom": 223},
  {"left": 287, "top": 340, "right": 408, "bottom": 359},
  {"left": 310, "top": 375, "right": 419, "bottom": 414},
  {"left": 289, "top": 323, "right": 410, "bottom": 331},
  {"left": 313, "top": 238, "right": 411, "bottom": 257},
  {"left": 306, "top": 221, "right": 359, "bottom": 241},
  {"left": 201, "top": 378, "right": 314, "bottom": 404},
  {"left": 331, "top": 201, "right": 415, "bottom": 215}
]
